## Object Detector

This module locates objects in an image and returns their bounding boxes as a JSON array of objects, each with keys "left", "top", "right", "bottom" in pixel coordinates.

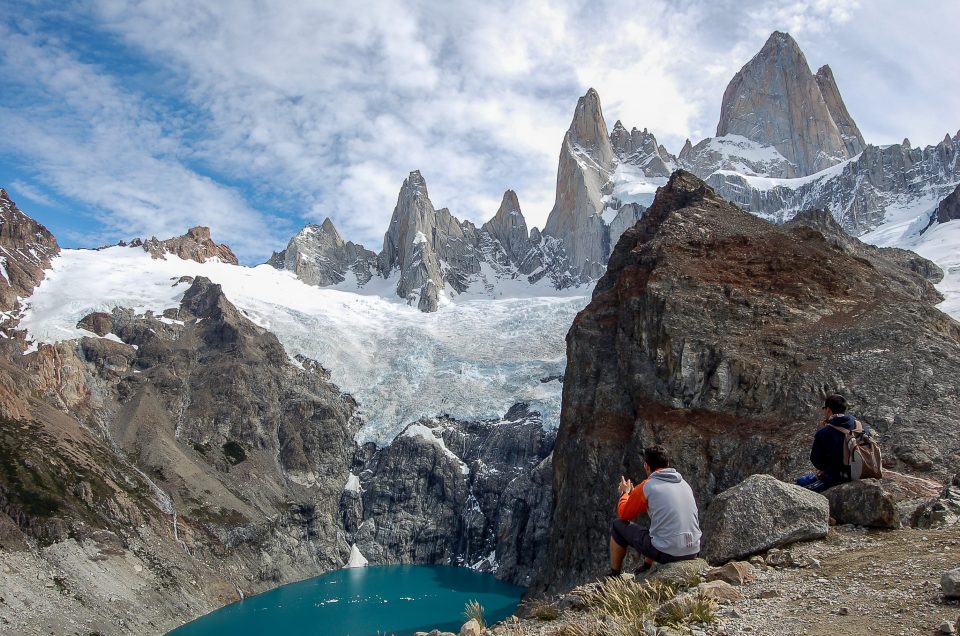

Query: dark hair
[
  {"left": 643, "top": 445, "right": 671, "bottom": 471},
  {"left": 824, "top": 394, "right": 847, "bottom": 414}
]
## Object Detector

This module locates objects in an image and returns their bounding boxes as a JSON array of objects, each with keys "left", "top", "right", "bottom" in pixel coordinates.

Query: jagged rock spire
[
  {"left": 716, "top": 31, "right": 859, "bottom": 175},
  {"left": 815, "top": 64, "right": 865, "bottom": 157},
  {"left": 482, "top": 190, "right": 530, "bottom": 266},
  {"left": 542, "top": 88, "right": 615, "bottom": 278}
]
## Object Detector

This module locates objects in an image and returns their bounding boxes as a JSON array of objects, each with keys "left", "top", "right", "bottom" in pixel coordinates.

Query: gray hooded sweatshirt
[{"left": 643, "top": 468, "right": 702, "bottom": 556}]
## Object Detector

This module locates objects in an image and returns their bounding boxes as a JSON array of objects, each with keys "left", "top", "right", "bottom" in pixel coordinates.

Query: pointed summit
[
  {"left": 482, "top": 190, "right": 530, "bottom": 266},
  {"left": 542, "top": 89, "right": 616, "bottom": 277},
  {"left": 815, "top": 64, "right": 865, "bottom": 157},
  {"left": 716, "top": 31, "right": 853, "bottom": 175},
  {"left": 268, "top": 218, "right": 376, "bottom": 287},
  {"left": 567, "top": 88, "right": 615, "bottom": 166}
]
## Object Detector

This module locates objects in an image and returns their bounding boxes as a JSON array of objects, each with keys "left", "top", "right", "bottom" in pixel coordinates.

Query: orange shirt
[{"left": 617, "top": 476, "right": 653, "bottom": 519}]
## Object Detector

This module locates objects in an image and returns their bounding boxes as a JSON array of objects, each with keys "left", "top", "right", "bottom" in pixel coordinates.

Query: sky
[{"left": 1, "top": 0, "right": 958, "bottom": 264}]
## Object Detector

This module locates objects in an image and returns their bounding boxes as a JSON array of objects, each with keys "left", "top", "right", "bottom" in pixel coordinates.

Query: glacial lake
[{"left": 167, "top": 565, "right": 526, "bottom": 636}]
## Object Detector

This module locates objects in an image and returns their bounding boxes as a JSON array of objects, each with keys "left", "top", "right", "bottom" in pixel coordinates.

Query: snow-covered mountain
[{"left": 265, "top": 30, "right": 959, "bottom": 315}]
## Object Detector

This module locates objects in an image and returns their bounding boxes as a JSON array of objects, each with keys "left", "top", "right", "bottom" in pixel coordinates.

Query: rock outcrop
[
  {"left": 815, "top": 64, "right": 866, "bottom": 158},
  {"left": 715, "top": 31, "right": 857, "bottom": 176},
  {"left": 267, "top": 218, "right": 377, "bottom": 286},
  {"left": 936, "top": 183, "right": 960, "bottom": 224},
  {"left": 0, "top": 189, "right": 60, "bottom": 313},
  {"left": 535, "top": 170, "right": 960, "bottom": 592},
  {"left": 135, "top": 226, "right": 238, "bottom": 265}
]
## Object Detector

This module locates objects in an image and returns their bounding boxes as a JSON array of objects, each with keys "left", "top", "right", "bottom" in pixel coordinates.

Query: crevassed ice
[{"left": 20, "top": 247, "right": 589, "bottom": 446}]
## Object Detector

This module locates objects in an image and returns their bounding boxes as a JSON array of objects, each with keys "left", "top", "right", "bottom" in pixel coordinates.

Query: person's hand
[{"left": 619, "top": 475, "right": 634, "bottom": 496}]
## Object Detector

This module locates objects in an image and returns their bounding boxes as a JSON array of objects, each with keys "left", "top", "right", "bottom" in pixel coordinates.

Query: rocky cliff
[
  {"left": 535, "top": 170, "right": 960, "bottom": 592},
  {"left": 267, "top": 218, "right": 378, "bottom": 286},
  {"left": 0, "top": 189, "right": 59, "bottom": 314},
  {"left": 0, "top": 271, "right": 362, "bottom": 633},
  {"left": 936, "top": 183, "right": 960, "bottom": 224},
  {"left": 347, "top": 403, "right": 554, "bottom": 585},
  {"left": 715, "top": 31, "right": 858, "bottom": 176}
]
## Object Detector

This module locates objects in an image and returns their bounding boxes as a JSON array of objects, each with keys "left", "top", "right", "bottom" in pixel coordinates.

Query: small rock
[
  {"left": 133, "top": 564, "right": 143, "bottom": 573},
  {"left": 838, "top": 607, "right": 850, "bottom": 616},
  {"left": 706, "top": 561, "right": 754, "bottom": 586},
  {"left": 940, "top": 621, "right": 956, "bottom": 634},
  {"left": 766, "top": 549, "right": 795, "bottom": 568},
  {"left": 943, "top": 568, "right": 960, "bottom": 598},
  {"left": 459, "top": 619, "right": 482, "bottom": 636},
  {"left": 748, "top": 555, "right": 766, "bottom": 568},
  {"left": 758, "top": 589, "right": 781, "bottom": 599},
  {"left": 697, "top": 580, "right": 745, "bottom": 602}
]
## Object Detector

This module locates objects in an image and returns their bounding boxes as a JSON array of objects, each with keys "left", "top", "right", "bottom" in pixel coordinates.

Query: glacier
[{"left": 19, "top": 246, "right": 588, "bottom": 445}]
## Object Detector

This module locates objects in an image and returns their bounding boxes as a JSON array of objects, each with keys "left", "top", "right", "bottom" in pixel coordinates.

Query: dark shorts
[{"left": 610, "top": 518, "right": 698, "bottom": 564}]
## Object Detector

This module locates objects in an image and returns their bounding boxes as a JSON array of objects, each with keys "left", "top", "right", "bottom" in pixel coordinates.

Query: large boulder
[
  {"left": 824, "top": 480, "right": 900, "bottom": 528},
  {"left": 701, "top": 474, "right": 829, "bottom": 565},
  {"left": 825, "top": 473, "right": 941, "bottom": 529}
]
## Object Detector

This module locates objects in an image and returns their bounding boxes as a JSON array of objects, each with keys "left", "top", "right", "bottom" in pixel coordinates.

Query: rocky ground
[{"left": 471, "top": 523, "right": 960, "bottom": 636}]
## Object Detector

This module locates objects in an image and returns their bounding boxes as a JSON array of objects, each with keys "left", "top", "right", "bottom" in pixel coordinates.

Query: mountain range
[{"left": 267, "top": 31, "right": 959, "bottom": 313}]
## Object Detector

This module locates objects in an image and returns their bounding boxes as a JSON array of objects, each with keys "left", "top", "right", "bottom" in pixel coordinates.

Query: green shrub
[{"left": 222, "top": 441, "right": 247, "bottom": 465}]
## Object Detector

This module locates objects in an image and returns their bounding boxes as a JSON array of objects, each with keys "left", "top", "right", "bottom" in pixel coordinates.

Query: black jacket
[{"left": 810, "top": 414, "right": 857, "bottom": 485}]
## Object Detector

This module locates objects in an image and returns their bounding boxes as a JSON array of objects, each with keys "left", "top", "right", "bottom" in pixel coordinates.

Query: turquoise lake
[{"left": 167, "top": 565, "right": 526, "bottom": 636}]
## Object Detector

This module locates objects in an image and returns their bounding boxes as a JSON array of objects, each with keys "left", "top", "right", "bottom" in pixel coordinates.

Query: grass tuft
[{"left": 464, "top": 599, "right": 486, "bottom": 629}]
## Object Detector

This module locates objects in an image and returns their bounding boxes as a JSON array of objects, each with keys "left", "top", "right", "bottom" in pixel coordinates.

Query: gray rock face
[
  {"left": 535, "top": 170, "right": 960, "bottom": 593},
  {"left": 716, "top": 31, "right": 855, "bottom": 176},
  {"left": 701, "top": 475, "right": 829, "bottom": 565},
  {"left": 610, "top": 121, "right": 675, "bottom": 178},
  {"left": 543, "top": 88, "right": 616, "bottom": 276},
  {"left": 349, "top": 404, "right": 554, "bottom": 586},
  {"left": 379, "top": 170, "right": 484, "bottom": 304},
  {"left": 0, "top": 189, "right": 60, "bottom": 313},
  {"left": 815, "top": 65, "right": 866, "bottom": 157},
  {"left": 937, "top": 183, "right": 960, "bottom": 224},
  {"left": 268, "top": 218, "right": 377, "bottom": 286},
  {"left": 481, "top": 190, "right": 531, "bottom": 267},
  {"left": 0, "top": 273, "right": 364, "bottom": 631}
]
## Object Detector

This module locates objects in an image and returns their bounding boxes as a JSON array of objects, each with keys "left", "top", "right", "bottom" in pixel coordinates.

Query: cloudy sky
[{"left": 2, "top": 0, "right": 958, "bottom": 263}]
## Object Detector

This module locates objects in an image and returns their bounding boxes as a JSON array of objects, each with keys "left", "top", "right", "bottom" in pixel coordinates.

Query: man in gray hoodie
[{"left": 608, "top": 445, "right": 701, "bottom": 577}]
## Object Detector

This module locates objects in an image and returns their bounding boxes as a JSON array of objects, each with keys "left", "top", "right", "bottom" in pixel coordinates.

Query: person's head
[
  {"left": 643, "top": 445, "right": 671, "bottom": 472},
  {"left": 823, "top": 394, "right": 847, "bottom": 416}
]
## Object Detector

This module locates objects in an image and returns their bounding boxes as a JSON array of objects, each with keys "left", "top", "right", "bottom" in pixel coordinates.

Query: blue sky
[{"left": 2, "top": 0, "right": 958, "bottom": 263}]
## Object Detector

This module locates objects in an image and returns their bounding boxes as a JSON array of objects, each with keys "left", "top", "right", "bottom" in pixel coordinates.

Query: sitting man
[
  {"left": 608, "top": 445, "right": 701, "bottom": 577},
  {"left": 796, "top": 393, "right": 858, "bottom": 492}
]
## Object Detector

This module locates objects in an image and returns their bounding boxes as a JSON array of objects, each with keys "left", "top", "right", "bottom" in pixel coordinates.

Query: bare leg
[{"left": 609, "top": 537, "right": 627, "bottom": 571}]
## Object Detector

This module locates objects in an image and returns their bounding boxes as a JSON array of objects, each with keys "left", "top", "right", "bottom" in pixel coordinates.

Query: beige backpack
[{"left": 829, "top": 420, "right": 883, "bottom": 480}]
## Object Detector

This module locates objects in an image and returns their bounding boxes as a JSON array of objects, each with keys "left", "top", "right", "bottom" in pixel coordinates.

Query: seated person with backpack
[
  {"left": 607, "top": 445, "right": 701, "bottom": 577},
  {"left": 796, "top": 394, "right": 879, "bottom": 492}
]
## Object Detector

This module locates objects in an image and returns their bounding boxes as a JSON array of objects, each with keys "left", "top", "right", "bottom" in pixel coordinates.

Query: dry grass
[
  {"left": 579, "top": 577, "right": 717, "bottom": 634},
  {"left": 464, "top": 599, "right": 486, "bottom": 629}
]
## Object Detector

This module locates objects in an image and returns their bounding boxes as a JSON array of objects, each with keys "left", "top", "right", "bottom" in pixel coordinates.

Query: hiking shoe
[
  {"left": 604, "top": 569, "right": 622, "bottom": 579},
  {"left": 633, "top": 562, "right": 652, "bottom": 576}
]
